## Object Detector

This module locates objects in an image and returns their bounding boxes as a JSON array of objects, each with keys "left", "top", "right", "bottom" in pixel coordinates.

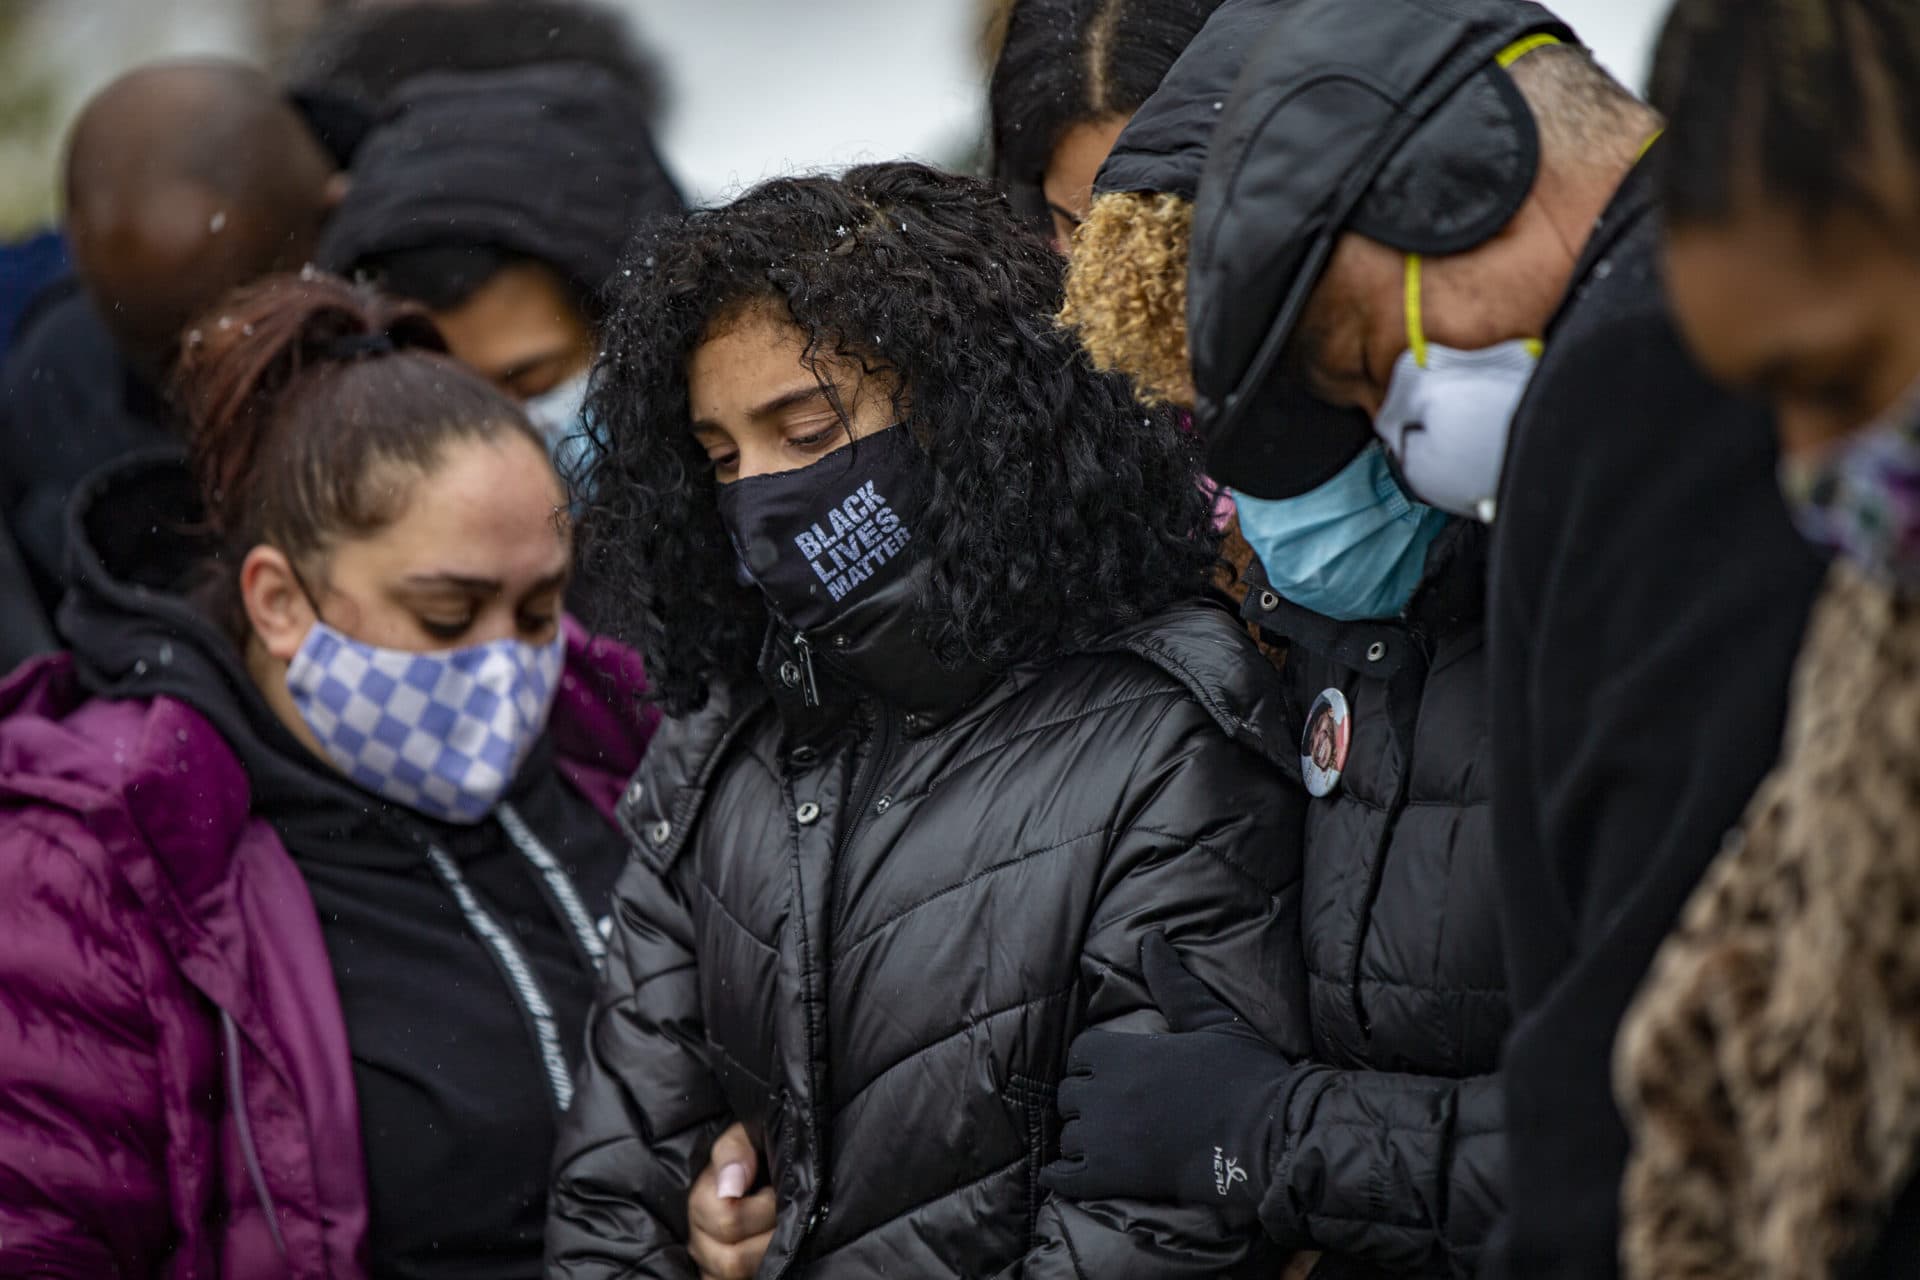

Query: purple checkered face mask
[
  {"left": 1781, "top": 373, "right": 1920, "bottom": 594},
  {"left": 286, "top": 621, "right": 567, "bottom": 824}
]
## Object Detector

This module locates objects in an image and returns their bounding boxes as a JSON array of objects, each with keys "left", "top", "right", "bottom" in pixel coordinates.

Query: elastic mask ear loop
[
  {"left": 284, "top": 559, "right": 333, "bottom": 632},
  {"left": 1494, "top": 33, "right": 1559, "bottom": 367},
  {"left": 1405, "top": 254, "right": 1429, "bottom": 370},
  {"left": 1410, "top": 252, "right": 1547, "bottom": 363},
  {"left": 1496, "top": 32, "right": 1562, "bottom": 69}
]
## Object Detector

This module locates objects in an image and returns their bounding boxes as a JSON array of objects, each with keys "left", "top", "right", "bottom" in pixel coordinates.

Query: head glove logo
[{"left": 1213, "top": 1146, "right": 1248, "bottom": 1196}]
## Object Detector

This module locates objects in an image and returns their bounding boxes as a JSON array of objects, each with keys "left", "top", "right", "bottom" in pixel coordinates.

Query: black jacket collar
[
  {"left": 756, "top": 572, "right": 999, "bottom": 737},
  {"left": 1547, "top": 141, "right": 1658, "bottom": 340}
]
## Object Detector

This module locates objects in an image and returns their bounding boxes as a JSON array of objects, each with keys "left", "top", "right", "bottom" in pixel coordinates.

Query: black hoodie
[
  {"left": 316, "top": 62, "right": 684, "bottom": 314},
  {"left": 61, "top": 453, "right": 630, "bottom": 1280}
]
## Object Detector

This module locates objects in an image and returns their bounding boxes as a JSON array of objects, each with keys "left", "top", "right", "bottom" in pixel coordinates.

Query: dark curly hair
[{"left": 578, "top": 162, "right": 1219, "bottom": 714}]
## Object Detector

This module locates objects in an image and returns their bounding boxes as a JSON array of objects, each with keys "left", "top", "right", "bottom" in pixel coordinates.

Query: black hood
[
  {"left": 1094, "top": 0, "right": 1287, "bottom": 201},
  {"left": 1188, "top": 0, "right": 1575, "bottom": 499},
  {"left": 61, "top": 451, "right": 254, "bottom": 711},
  {"left": 317, "top": 62, "right": 685, "bottom": 310},
  {"left": 57, "top": 452, "right": 367, "bottom": 834}
]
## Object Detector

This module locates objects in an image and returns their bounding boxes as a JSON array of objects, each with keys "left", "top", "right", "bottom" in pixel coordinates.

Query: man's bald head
[{"left": 65, "top": 59, "right": 342, "bottom": 380}]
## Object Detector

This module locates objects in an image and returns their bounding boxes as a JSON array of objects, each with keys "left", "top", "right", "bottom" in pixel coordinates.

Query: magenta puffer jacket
[{"left": 0, "top": 622, "right": 654, "bottom": 1278}]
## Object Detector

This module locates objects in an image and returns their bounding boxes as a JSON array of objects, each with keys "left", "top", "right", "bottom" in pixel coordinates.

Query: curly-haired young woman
[{"left": 543, "top": 162, "right": 1309, "bottom": 1280}]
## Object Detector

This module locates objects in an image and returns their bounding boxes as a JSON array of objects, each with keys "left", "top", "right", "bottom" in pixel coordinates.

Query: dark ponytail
[
  {"left": 173, "top": 271, "right": 543, "bottom": 637},
  {"left": 1651, "top": 0, "right": 1920, "bottom": 228},
  {"left": 988, "top": 0, "right": 1227, "bottom": 230}
]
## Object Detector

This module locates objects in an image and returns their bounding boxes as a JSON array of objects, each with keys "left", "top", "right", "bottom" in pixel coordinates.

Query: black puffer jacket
[
  {"left": 547, "top": 586, "right": 1309, "bottom": 1279},
  {"left": 1240, "top": 521, "right": 1506, "bottom": 1278}
]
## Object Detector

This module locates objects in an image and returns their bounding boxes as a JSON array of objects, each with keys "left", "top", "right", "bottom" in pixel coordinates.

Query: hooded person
[
  {"left": 1040, "top": 2, "right": 1512, "bottom": 1275},
  {"left": 0, "top": 60, "right": 348, "bottom": 622},
  {"left": 1148, "top": 0, "right": 1824, "bottom": 1274},
  {"left": 1614, "top": 2, "right": 1920, "bottom": 1276},
  {"left": 318, "top": 61, "right": 685, "bottom": 477},
  {"left": 544, "top": 161, "right": 1310, "bottom": 1280},
  {"left": 287, "top": 0, "right": 667, "bottom": 119},
  {"left": 0, "top": 272, "right": 656, "bottom": 1276}
]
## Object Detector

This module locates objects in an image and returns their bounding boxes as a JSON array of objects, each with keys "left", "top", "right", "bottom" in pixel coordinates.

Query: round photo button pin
[{"left": 1301, "top": 688, "right": 1352, "bottom": 799}]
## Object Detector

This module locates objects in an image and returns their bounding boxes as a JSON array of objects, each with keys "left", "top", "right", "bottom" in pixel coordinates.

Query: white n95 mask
[{"left": 1373, "top": 254, "right": 1540, "bottom": 523}]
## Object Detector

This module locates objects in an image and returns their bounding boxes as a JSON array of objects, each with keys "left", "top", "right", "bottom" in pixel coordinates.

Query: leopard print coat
[{"left": 1616, "top": 563, "right": 1920, "bottom": 1279}]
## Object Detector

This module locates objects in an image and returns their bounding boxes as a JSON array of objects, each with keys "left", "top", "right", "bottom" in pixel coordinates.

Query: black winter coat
[
  {"left": 547, "top": 587, "right": 1310, "bottom": 1279},
  {"left": 1485, "top": 151, "right": 1825, "bottom": 1278},
  {"left": 1240, "top": 522, "right": 1505, "bottom": 1278}
]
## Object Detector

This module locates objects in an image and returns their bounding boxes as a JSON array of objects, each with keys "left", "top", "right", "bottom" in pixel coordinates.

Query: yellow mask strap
[
  {"left": 1496, "top": 32, "right": 1561, "bottom": 69},
  {"left": 1636, "top": 128, "right": 1666, "bottom": 162},
  {"left": 1392, "top": 35, "right": 1561, "bottom": 373},
  {"left": 1407, "top": 253, "right": 1546, "bottom": 363},
  {"left": 1405, "top": 253, "right": 1429, "bottom": 369}
]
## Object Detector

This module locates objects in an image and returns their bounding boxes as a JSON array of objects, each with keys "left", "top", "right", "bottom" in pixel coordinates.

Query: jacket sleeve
[
  {"left": 1260, "top": 1068, "right": 1503, "bottom": 1278},
  {"left": 1023, "top": 701, "right": 1310, "bottom": 1279},
  {"left": 0, "top": 816, "right": 175, "bottom": 1277},
  {"left": 546, "top": 849, "right": 729, "bottom": 1280}
]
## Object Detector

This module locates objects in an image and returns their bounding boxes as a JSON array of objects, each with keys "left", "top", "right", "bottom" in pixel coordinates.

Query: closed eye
[{"left": 420, "top": 616, "right": 475, "bottom": 642}]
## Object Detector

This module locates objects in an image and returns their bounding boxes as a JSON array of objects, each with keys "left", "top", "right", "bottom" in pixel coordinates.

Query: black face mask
[{"left": 713, "top": 422, "right": 923, "bottom": 634}]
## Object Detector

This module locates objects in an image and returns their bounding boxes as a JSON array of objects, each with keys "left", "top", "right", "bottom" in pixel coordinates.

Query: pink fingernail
[{"left": 716, "top": 1162, "right": 749, "bottom": 1200}]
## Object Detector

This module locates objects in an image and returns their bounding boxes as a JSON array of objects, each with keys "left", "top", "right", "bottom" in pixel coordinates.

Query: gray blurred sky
[
  {"left": 629, "top": 0, "right": 1673, "bottom": 204},
  {"left": 0, "top": 0, "right": 1675, "bottom": 231}
]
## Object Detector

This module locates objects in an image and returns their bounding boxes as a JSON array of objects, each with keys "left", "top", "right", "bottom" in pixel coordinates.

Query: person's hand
[
  {"left": 1040, "top": 932, "right": 1298, "bottom": 1229},
  {"left": 687, "top": 1123, "right": 776, "bottom": 1280}
]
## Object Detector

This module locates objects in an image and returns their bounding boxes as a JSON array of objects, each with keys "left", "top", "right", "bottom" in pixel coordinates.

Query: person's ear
[{"left": 240, "top": 545, "right": 317, "bottom": 663}]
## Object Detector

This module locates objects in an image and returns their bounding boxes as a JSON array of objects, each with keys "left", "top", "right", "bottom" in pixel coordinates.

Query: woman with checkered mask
[{"left": 0, "top": 271, "right": 657, "bottom": 1278}]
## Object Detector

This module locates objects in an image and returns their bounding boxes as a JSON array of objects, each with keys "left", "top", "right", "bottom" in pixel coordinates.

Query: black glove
[{"left": 1040, "top": 932, "right": 1297, "bottom": 1228}]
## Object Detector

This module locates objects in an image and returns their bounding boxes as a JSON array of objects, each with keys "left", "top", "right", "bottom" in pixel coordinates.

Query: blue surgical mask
[
  {"left": 524, "top": 369, "right": 596, "bottom": 482},
  {"left": 1235, "top": 442, "right": 1450, "bottom": 622}
]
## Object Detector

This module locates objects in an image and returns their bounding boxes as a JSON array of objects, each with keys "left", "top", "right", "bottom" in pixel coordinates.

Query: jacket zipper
[
  {"left": 793, "top": 633, "right": 822, "bottom": 708},
  {"left": 1351, "top": 629, "right": 1434, "bottom": 1040},
  {"left": 222, "top": 1011, "right": 290, "bottom": 1262},
  {"left": 776, "top": 700, "right": 898, "bottom": 1275},
  {"left": 829, "top": 705, "right": 895, "bottom": 916}
]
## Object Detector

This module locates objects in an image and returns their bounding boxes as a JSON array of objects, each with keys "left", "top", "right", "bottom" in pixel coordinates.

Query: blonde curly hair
[{"left": 1058, "top": 189, "right": 1196, "bottom": 407}]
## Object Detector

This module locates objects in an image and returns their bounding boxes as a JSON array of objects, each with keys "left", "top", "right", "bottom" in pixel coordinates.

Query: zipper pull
[{"left": 794, "top": 633, "right": 822, "bottom": 708}]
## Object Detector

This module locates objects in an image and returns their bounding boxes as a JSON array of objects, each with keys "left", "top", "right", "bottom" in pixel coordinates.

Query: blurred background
[{"left": 0, "top": 0, "right": 1673, "bottom": 237}]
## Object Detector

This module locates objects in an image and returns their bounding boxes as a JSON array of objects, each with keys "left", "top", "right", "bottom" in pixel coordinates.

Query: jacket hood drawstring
[{"left": 222, "top": 1011, "right": 290, "bottom": 1263}]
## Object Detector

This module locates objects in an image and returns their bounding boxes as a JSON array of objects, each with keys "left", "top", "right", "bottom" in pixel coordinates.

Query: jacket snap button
[
  {"left": 796, "top": 802, "right": 821, "bottom": 825},
  {"left": 1366, "top": 641, "right": 1388, "bottom": 663},
  {"left": 779, "top": 660, "right": 802, "bottom": 688},
  {"left": 831, "top": 634, "right": 849, "bottom": 649},
  {"left": 1258, "top": 590, "right": 1280, "bottom": 612},
  {"left": 649, "top": 820, "right": 671, "bottom": 845},
  {"left": 808, "top": 1200, "right": 831, "bottom": 1230},
  {"left": 875, "top": 794, "right": 892, "bottom": 814}
]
